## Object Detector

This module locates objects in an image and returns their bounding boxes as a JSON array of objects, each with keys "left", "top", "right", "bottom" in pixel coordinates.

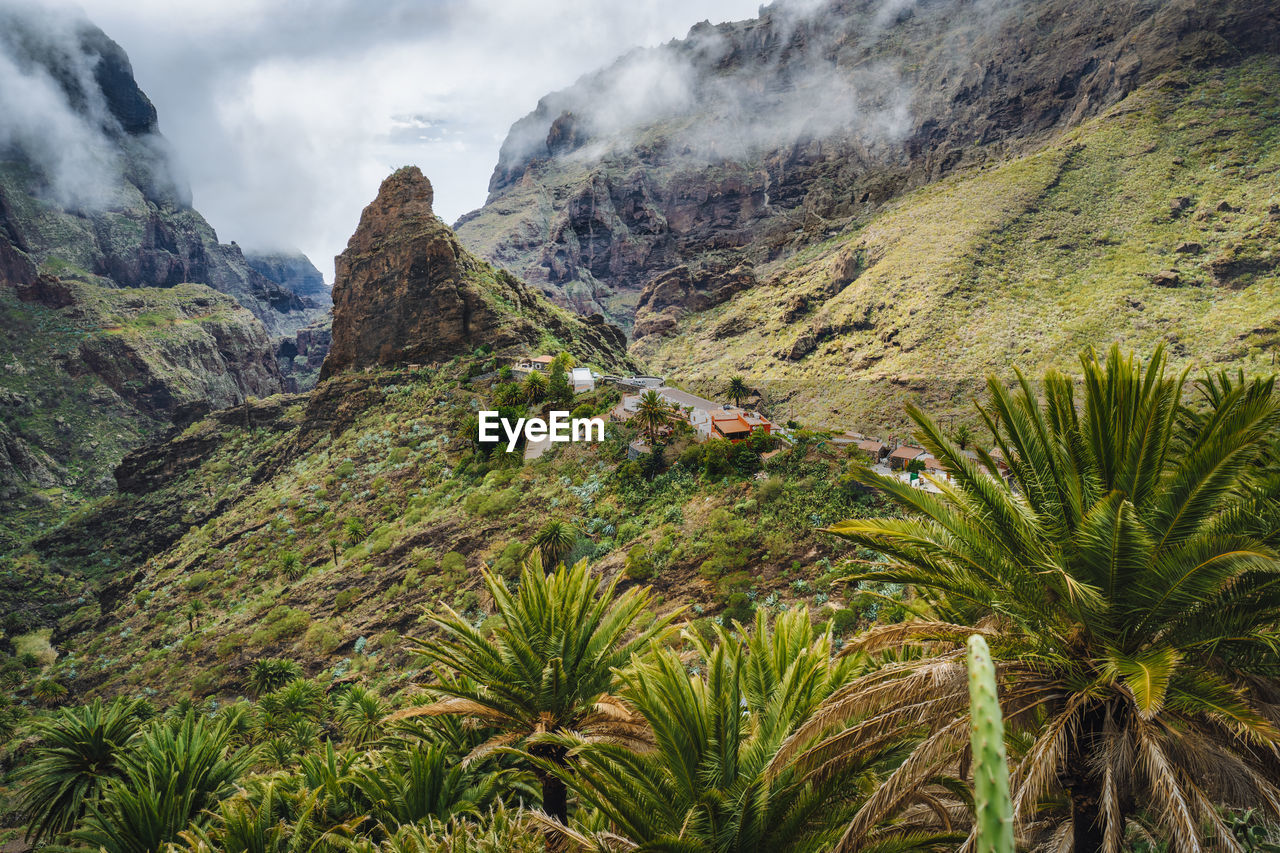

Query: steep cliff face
[
  {"left": 631, "top": 56, "right": 1280, "bottom": 430},
  {"left": 322, "top": 167, "right": 631, "bottom": 379},
  {"left": 0, "top": 6, "right": 312, "bottom": 336},
  {"left": 0, "top": 7, "right": 293, "bottom": 542},
  {"left": 245, "top": 250, "right": 332, "bottom": 307},
  {"left": 456, "top": 0, "right": 1280, "bottom": 332}
]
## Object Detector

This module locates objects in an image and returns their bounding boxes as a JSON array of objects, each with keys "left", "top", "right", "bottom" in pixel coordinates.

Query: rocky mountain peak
[{"left": 321, "top": 167, "right": 631, "bottom": 380}]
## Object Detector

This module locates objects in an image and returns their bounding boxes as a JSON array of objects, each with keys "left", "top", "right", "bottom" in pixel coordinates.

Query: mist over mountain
[{"left": 459, "top": 0, "right": 1278, "bottom": 327}]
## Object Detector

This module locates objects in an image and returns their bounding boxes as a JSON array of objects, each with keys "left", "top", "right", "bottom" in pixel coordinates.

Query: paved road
[{"left": 524, "top": 433, "right": 552, "bottom": 460}]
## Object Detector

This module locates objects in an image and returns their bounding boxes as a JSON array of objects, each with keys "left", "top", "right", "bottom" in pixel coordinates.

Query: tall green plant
[
  {"left": 66, "top": 712, "right": 252, "bottom": 852},
  {"left": 535, "top": 608, "right": 959, "bottom": 852},
  {"left": 800, "top": 345, "right": 1280, "bottom": 851},
  {"left": 399, "top": 556, "right": 678, "bottom": 823},
  {"left": 966, "top": 635, "right": 1013, "bottom": 853},
  {"left": 17, "top": 698, "right": 143, "bottom": 845}
]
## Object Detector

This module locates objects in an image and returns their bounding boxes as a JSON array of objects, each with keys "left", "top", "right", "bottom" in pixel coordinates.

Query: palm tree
[
  {"left": 533, "top": 608, "right": 956, "bottom": 852},
  {"left": 726, "top": 375, "right": 751, "bottom": 407},
  {"left": 530, "top": 520, "right": 577, "bottom": 569},
  {"left": 246, "top": 658, "right": 302, "bottom": 697},
  {"left": 633, "top": 389, "right": 674, "bottom": 445},
  {"left": 338, "top": 685, "right": 387, "bottom": 747},
  {"left": 523, "top": 370, "right": 548, "bottom": 404},
  {"left": 17, "top": 698, "right": 143, "bottom": 845},
  {"left": 803, "top": 345, "right": 1280, "bottom": 851},
  {"left": 351, "top": 743, "right": 519, "bottom": 832},
  {"left": 69, "top": 712, "right": 252, "bottom": 853},
  {"left": 176, "top": 780, "right": 363, "bottom": 853},
  {"left": 398, "top": 557, "right": 680, "bottom": 824}
]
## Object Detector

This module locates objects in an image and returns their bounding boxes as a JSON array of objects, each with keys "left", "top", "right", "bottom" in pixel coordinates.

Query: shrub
[
  {"left": 249, "top": 607, "right": 311, "bottom": 647},
  {"left": 624, "top": 544, "right": 655, "bottom": 581},
  {"left": 478, "top": 488, "right": 520, "bottom": 517},
  {"left": 303, "top": 621, "right": 343, "bottom": 655},
  {"left": 719, "top": 593, "right": 755, "bottom": 627},
  {"left": 490, "top": 541, "right": 528, "bottom": 580},
  {"left": 334, "top": 589, "right": 358, "bottom": 610},
  {"left": 757, "top": 477, "right": 785, "bottom": 503},
  {"left": 441, "top": 551, "right": 467, "bottom": 582},
  {"left": 830, "top": 608, "right": 859, "bottom": 636}
]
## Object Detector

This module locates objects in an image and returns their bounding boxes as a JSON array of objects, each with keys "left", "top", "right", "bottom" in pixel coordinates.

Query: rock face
[
  {"left": 0, "top": 7, "right": 296, "bottom": 536},
  {"left": 245, "top": 250, "right": 332, "bottom": 307},
  {"left": 456, "top": 0, "right": 1280, "bottom": 334},
  {"left": 0, "top": 7, "right": 313, "bottom": 336},
  {"left": 321, "top": 167, "right": 630, "bottom": 379}
]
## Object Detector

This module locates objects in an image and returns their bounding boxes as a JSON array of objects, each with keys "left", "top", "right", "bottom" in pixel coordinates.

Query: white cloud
[{"left": 64, "top": 0, "right": 765, "bottom": 279}]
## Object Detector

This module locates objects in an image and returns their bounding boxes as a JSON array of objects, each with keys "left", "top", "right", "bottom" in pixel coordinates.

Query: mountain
[
  {"left": 5, "top": 170, "right": 811, "bottom": 699},
  {"left": 456, "top": 0, "right": 1280, "bottom": 426},
  {"left": 0, "top": 6, "right": 322, "bottom": 543},
  {"left": 322, "top": 166, "right": 632, "bottom": 378},
  {"left": 244, "top": 250, "right": 331, "bottom": 307},
  {"left": 243, "top": 250, "right": 333, "bottom": 392}
]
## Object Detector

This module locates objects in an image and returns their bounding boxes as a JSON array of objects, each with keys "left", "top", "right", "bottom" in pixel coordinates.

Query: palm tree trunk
[
  {"left": 1068, "top": 705, "right": 1109, "bottom": 852},
  {"left": 541, "top": 772, "right": 568, "bottom": 823},
  {"left": 1070, "top": 780, "right": 1105, "bottom": 852}
]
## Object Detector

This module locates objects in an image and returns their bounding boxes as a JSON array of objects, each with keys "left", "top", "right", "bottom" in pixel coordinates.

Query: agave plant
[
  {"left": 17, "top": 697, "right": 143, "bottom": 845},
  {"left": 399, "top": 556, "right": 679, "bottom": 823},
  {"left": 808, "top": 346, "right": 1280, "bottom": 851}
]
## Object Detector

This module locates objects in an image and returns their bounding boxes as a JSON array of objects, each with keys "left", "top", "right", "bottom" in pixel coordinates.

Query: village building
[
  {"left": 571, "top": 367, "right": 595, "bottom": 393},
  {"left": 888, "top": 445, "right": 926, "bottom": 470},
  {"left": 857, "top": 439, "right": 888, "bottom": 461},
  {"left": 920, "top": 454, "right": 949, "bottom": 480},
  {"left": 513, "top": 354, "right": 556, "bottom": 373},
  {"left": 611, "top": 383, "right": 774, "bottom": 444},
  {"left": 711, "top": 413, "right": 754, "bottom": 442}
]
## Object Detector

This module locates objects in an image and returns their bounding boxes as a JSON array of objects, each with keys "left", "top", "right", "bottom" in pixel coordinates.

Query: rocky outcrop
[
  {"left": 321, "top": 167, "right": 631, "bottom": 379},
  {"left": 73, "top": 286, "right": 282, "bottom": 415},
  {"left": 457, "top": 0, "right": 1280, "bottom": 330},
  {"left": 633, "top": 260, "right": 757, "bottom": 338}
]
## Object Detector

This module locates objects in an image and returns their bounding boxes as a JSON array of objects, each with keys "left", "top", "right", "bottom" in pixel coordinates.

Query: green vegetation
[
  {"left": 636, "top": 57, "right": 1280, "bottom": 432},
  {"left": 812, "top": 345, "right": 1280, "bottom": 849},
  {"left": 4, "top": 340, "right": 1279, "bottom": 852},
  {"left": 967, "top": 635, "right": 1014, "bottom": 853},
  {"left": 401, "top": 557, "right": 677, "bottom": 822}
]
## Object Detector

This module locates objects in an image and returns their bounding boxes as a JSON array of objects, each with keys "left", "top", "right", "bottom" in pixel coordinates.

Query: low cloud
[
  {"left": 0, "top": 0, "right": 129, "bottom": 210},
  {"left": 54, "top": 0, "right": 766, "bottom": 279}
]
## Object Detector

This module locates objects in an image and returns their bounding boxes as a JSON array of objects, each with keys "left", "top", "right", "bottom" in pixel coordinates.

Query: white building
[{"left": 571, "top": 367, "right": 596, "bottom": 394}]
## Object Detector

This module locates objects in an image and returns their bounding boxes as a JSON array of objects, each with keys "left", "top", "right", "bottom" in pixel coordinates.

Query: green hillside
[{"left": 635, "top": 58, "right": 1280, "bottom": 433}]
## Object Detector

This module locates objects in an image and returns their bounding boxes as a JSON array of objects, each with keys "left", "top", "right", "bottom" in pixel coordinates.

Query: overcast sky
[{"left": 69, "top": 0, "right": 764, "bottom": 280}]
